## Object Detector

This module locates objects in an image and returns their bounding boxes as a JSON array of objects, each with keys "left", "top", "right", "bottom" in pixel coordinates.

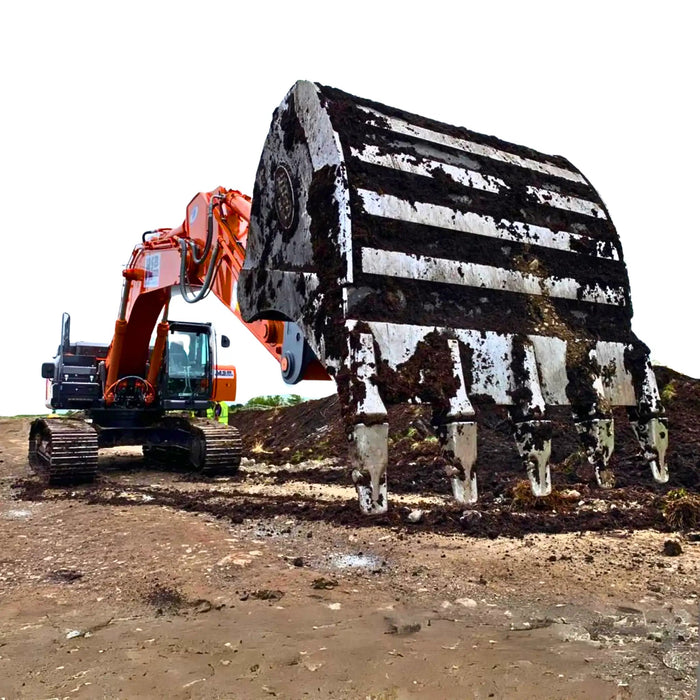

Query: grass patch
[
  {"left": 662, "top": 488, "right": 700, "bottom": 530},
  {"left": 290, "top": 450, "right": 306, "bottom": 464},
  {"left": 5, "top": 413, "right": 49, "bottom": 419},
  {"left": 250, "top": 441, "right": 272, "bottom": 455},
  {"left": 510, "top": 480, "right": 574, "bottom": 512},
  {"left": 560, "top": 449, "right": 588, "bottom": 477},
  {"left": 245, "top": 394, "right": 304, "bottom": 408},
  {"left": 660, "top": 380, "right": 678, "bottom": 404}
]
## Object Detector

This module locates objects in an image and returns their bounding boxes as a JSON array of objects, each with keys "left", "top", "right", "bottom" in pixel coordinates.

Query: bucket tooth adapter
[{"left": 239, "top": 81, "right": 669, "bottom": 514}]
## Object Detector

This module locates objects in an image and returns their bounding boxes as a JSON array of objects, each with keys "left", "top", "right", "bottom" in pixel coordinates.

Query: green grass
[
  {"left": 2, "top": 413, "right": 49, "bottom": 419},
  {"left": 239, "top": 394, "right": 306, "bottom": 409},
  {"left": 660, "top": 380, "right": 678, "bottom": 404}
]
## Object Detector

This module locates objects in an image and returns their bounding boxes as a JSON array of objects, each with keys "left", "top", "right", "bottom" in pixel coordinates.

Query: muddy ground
[{"left": 1, "top": 369, "right": 699, "bottom": 698}]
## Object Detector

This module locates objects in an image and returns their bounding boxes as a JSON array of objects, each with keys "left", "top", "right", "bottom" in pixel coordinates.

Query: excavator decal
[{"left": 144, "top": 253, "right": 160, "bottom": 289}]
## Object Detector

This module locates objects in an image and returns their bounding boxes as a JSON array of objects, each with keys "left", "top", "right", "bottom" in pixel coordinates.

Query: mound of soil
[{"left": 230, "top": 366, "right": 699, "bottom": 497}]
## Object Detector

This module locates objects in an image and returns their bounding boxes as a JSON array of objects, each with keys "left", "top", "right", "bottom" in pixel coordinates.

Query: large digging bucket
[{"left": 239, "top": 81, "right": 668, "bottom": 514}]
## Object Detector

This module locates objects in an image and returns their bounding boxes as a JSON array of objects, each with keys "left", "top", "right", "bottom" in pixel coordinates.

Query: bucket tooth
[
  {"left": 351, "top": 423, "right": 389, "bottom": 514},
  {"left": 513, "top": 420, "right": 553, "bottom": 496},
  {"left": 435, "top": 339, "right": 478, "bottom": 504},
  {"left": 439, "top": 421, "right": 478, "bottom": 504},
  {"left": 568, "top": 346, "right": 616, "bottom": 488},
  {"left": 575, "top": 418, "right": 615, "bottom": 488},
  {"left": 630, "top": 414, "right": 669, "bottom": 484},
  {"left": 625, "top": 341, "right": 669, "bottom": 483},
  {"left": 344, "top": 331, "right": 389, "bottom": 514},
  {"left": 509, "top": 337, "right": 551, "bottom": 496}
]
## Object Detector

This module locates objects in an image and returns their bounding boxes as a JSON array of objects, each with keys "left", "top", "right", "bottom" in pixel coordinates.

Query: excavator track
[
  {"left": 143, "top": 419, "right": 242, "bottom": 477},
  {"left": 189, "top": 419, "right": 242, "bottom": 476},
  {"left": 28, "top": 418, "right": 98, "bottom": 485}
]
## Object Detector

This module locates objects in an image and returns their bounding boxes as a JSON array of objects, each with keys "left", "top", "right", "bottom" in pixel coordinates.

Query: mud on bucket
[{"left": 238, "top": 80, "right": 669, "bottom": 515}]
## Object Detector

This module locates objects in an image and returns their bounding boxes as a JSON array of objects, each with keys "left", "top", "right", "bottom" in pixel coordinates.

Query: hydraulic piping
[{"left": 179, "top": 193, "right": 223, "bottom": 304}]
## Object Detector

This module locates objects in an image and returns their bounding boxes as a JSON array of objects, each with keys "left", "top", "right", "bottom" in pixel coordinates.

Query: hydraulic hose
[
  {"left": 190, "top": 198, "right": 216, "bottom": 265},
  {"left": 179, "top": 237, "right": 220, "bottom": 304}
]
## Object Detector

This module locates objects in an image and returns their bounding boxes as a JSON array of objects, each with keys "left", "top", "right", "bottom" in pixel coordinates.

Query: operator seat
[{"left": 169, "top": 341, "right": 189, "bottom": 374}]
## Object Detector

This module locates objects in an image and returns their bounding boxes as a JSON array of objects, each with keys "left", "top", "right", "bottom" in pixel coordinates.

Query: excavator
[
  {"left": 31, "top": 187, "right": 329, "bottom": 482},
  {"left": 31, "top": 81, "right": 670, "bottom": 515}
]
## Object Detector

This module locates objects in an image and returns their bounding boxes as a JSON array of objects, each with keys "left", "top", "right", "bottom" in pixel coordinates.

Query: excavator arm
[{"left": 104, "top": 187, "right": 327, "bottom": 405}]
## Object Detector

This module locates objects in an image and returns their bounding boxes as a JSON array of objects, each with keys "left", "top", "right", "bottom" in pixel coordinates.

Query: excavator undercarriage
[
  {"left": 29, "top": 412, "right": 242, "bottom": 485},
  {"left": 29, "top": 413, "right": 242, "bottom": 486}
]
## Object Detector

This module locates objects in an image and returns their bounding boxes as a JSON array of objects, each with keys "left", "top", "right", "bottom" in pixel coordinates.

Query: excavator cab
[{"left": 160, "top": 321, "right": 214, "bottom": 411}]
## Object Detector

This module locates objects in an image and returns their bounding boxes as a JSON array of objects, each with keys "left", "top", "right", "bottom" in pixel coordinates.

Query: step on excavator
[{"left": 33, "top": 81, "right": 669, "bottom": 514}]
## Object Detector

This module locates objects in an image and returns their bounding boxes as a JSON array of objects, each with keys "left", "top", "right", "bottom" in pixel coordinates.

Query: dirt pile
[{"left": 230, "top": 366, "right": 700, "bottom": 498}]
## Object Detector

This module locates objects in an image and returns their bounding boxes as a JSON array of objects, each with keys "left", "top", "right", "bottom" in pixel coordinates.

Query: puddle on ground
[{"left": 329, "top": 553, "right": 385, "bottom": 570}]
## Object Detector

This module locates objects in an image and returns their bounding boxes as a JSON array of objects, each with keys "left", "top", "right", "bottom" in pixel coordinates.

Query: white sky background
[{"left": 0, "top": 1, "right": 697, "bottom": 415}]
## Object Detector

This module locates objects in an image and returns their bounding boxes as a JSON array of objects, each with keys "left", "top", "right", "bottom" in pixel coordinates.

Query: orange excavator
[
  {"left": 30, "top": 188, "right": 328, "bottom": 482},
  {"left": 32, "top": 81, "right": 670, "bottom": 515}
]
